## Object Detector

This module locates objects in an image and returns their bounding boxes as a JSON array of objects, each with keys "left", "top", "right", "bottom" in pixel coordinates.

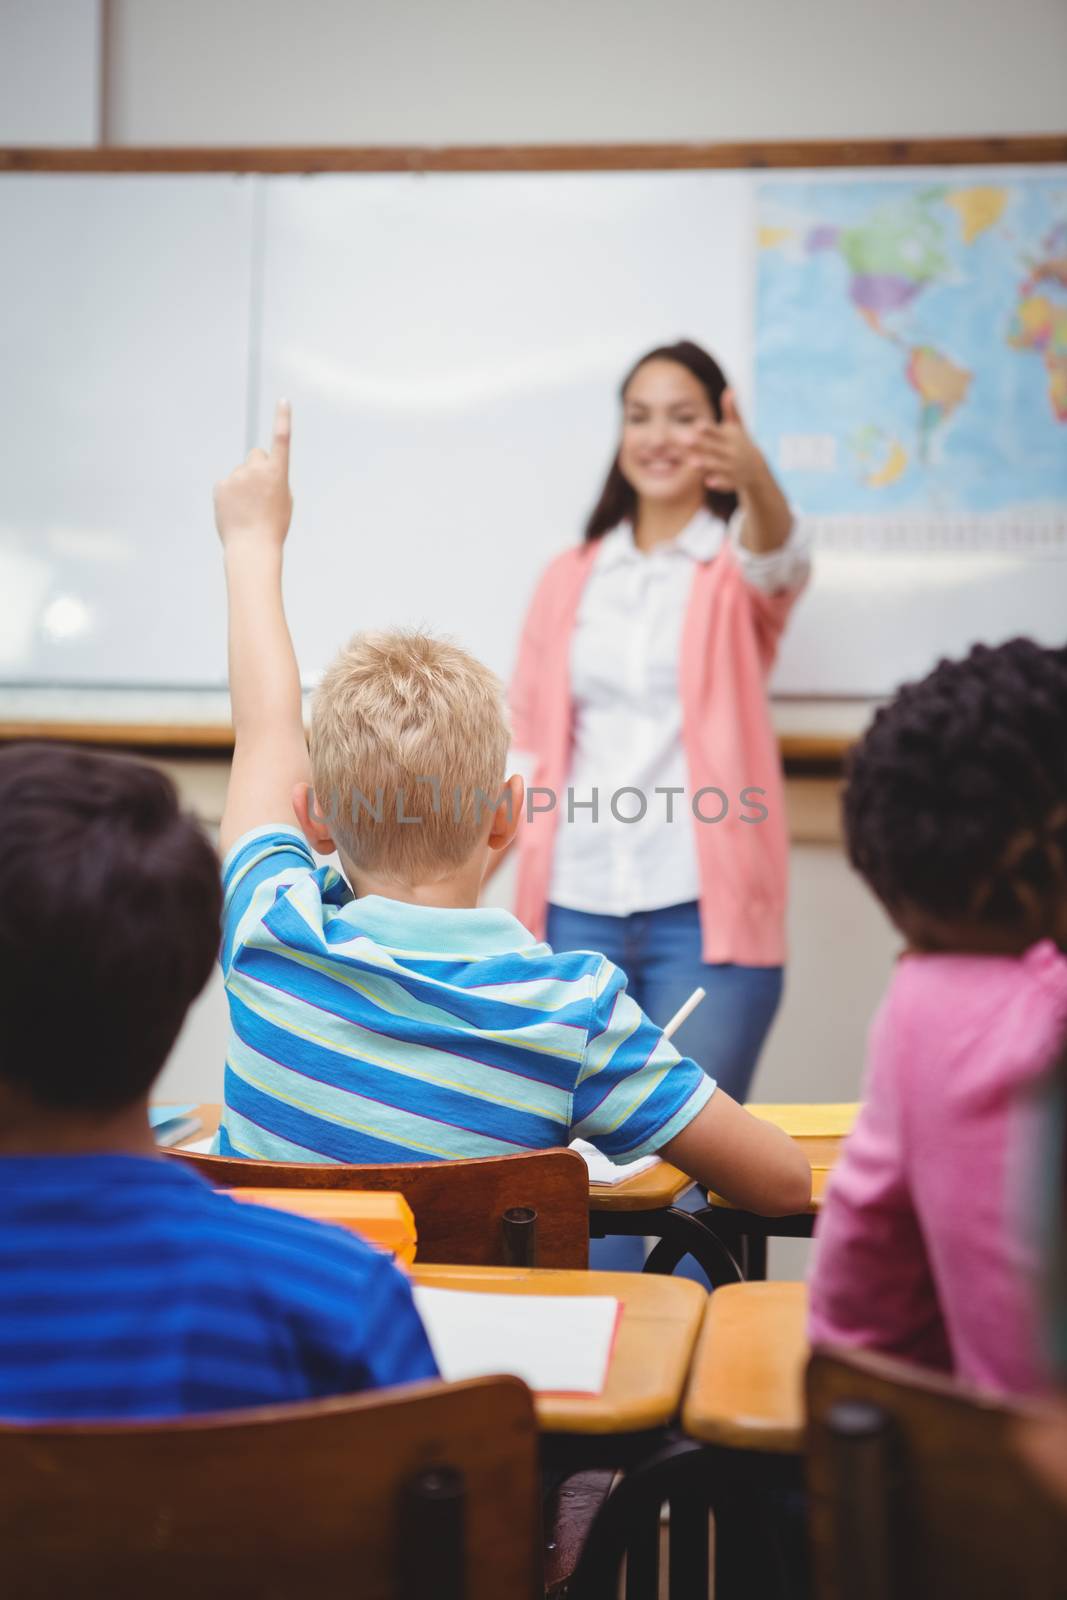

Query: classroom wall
[
  {"left": 104, "top": 0, "right": 1067, "bottom": 145},
  {"left": 0, "top": 0, "right": 100, "bottom": 145},
  {"left": 3, "top": 1, "right": 1065, "bottom": 148}
]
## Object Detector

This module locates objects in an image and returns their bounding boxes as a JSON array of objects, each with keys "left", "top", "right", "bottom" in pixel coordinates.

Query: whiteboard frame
[{"left": 3, "top": 135, "right": 1066, "bottom": 173}]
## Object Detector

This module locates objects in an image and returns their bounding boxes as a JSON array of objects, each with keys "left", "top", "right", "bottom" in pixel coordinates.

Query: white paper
[
  {"left": 412, "top": 1287, "right": 619, "bottom": 1394},
  {"left": 152, "top": 1116, "right": 201, "bottom": 1149},
  {"left": 177, "top": 1135, "right": 216, "bottom": 1154},
  {"left": 570, "top": 1138, "right": 662, "bottom": 1186}
]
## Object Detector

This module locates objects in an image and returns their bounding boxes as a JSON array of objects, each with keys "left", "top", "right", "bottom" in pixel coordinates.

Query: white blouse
[{"left": 546, "top": 508, "right": 811, "bottom": 918}]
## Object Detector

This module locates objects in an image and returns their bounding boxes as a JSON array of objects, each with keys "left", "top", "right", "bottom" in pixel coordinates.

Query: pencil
[{"left": 663, "top": 986, "right": 706, "bottom": 1040}]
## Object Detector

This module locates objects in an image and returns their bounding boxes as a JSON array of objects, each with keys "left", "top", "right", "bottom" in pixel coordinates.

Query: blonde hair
[{"left": 310, "top": 629, "right": 511, "bottom": 885}]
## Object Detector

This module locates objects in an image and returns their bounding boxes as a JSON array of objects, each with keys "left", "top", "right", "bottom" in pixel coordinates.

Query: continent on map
[
  {"left": 834, "top": 196, "right": 950, "bottom": 332},
  {"left": 905, "top": 347, "right": 973, "bottom": 460},
  {"left": 1010, "top": 294, "right": 1067, "bottom": 423},
  {"left": 944, "top": 187, "right": 1008, "bottom": 244},
  {"left": 850, "top": 425, "right": 909, "bottom": 488},
  {"left": 1023, "top": 221, "right": 1067, "bottom": 293}
]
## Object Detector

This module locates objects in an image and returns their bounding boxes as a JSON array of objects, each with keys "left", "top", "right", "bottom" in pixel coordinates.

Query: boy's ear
[
  {"left": 487, "top": 774, "right": 525, "bottom": 852},
  {"left": 292, "top": 782, "right": 337, "bottom": 856}
]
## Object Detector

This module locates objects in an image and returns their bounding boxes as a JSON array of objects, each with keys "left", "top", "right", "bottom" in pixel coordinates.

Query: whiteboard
[
  {"left": 256, "top": 171, "right": 753, "bottom": 685},
  {"left": 1, "top": 167, "right": 1063, "bottom": 708},
  {"left": 0, "top": 174, "right": 253, "bottom": 686}
]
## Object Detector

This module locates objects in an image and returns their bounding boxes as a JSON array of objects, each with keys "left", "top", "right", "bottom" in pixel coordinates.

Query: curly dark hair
[{"left": 842, "top": 638, "right": 1067, "bottom": 943}]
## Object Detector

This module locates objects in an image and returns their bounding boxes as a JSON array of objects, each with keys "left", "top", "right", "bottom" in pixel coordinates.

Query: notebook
[
  {"left": 412, "top": 1286, "right": 621, "bottom": 1394},
  {"left": 149, "top": 1104, "right": 202, "bottom": 1148},
  {"left": 571, "top": 1139, "right": 662, "bottom": 1186}
]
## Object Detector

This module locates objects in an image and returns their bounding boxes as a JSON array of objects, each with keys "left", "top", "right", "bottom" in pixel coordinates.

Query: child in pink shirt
[{"left": 809, "top": 638, "right": 1067, "bottom": 1396}]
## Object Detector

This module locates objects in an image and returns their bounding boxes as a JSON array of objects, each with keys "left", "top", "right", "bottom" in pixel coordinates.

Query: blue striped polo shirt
[
  {"left": 0, "top": 1153, "right": 437, "bottom": 1422},
  {"left": 218, "top": 827, "right": 715, "bottom": 1164}
]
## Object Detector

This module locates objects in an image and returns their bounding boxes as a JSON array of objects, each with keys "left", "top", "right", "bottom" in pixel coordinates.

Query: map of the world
[{"left": 755, "top": 172, "right": 1067, "bottom": 550}]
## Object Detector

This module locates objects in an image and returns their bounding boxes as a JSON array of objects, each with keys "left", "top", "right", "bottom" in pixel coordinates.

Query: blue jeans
[
  {"left": 546, "top": 900, "right": 783, "bottom": 1102},
  {"left": 547, "top": 900, "right": 784, "bottom": 1277}
]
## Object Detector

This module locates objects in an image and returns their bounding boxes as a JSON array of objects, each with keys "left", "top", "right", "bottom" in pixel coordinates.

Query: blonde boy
[{"left": 213, "top": 403, "right": 808, "bottom": 1214}]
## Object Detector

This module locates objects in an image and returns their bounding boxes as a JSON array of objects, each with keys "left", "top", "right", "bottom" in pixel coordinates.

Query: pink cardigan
[{"left": 508, "top": 538, "right": 807, "bottom": 965}]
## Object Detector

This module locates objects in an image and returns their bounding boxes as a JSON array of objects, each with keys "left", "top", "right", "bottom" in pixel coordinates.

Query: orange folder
[{"left": 226, "top": 1188, "right": 418, "bottom": 1265}]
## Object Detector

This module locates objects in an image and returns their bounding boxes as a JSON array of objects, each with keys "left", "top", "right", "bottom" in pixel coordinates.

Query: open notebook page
[
  {"left": 412, "top": 1287, "right": 621, "bottom": 1394},
  {"left": 571, "top": 1139, "right": 662, "bottom": 1186},
  {"left": 148, "top": 1105, "right": 202, "bottom": 1148}
]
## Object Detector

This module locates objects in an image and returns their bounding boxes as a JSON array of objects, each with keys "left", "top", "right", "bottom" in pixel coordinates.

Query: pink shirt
[
  {"left": 809, "top": 940, "right": 1067, "bottom": 1396},
  {"left": 507, "top": 537, "right": 807, "bottom": 965}
]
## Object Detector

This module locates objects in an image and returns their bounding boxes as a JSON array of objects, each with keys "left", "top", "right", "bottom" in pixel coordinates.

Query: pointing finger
[{"left": 271, "top": 399, "right": 291, "bottom": 470}]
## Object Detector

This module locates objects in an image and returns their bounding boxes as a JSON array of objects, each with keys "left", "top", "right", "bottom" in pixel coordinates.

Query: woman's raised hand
[{"left": 689, "top": 389, "right": 765, "bottom": 493}]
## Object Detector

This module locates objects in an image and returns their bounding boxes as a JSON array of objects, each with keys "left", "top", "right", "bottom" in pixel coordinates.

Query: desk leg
[
  {"left": 742, "top": 1232, "right": 768, "bottom": 1281},
  {"left": 566, "top": 1438, "right": 711, "bottom": 1600},
  {"left": 695, "top": 1207, "right": 816, "bottom": 1282},
  {"left": 589, "top": 1206, "right": 743, "bottom": 1287},
  {"left": 642, "top": 1208, "right": 743, "bottom": 1288},
  {"left": 669, "top": 1486, "right": 710, "bottom": 1600},
  {"left": 624, "top": 1507, "right": 661, "bottom": 1600}
]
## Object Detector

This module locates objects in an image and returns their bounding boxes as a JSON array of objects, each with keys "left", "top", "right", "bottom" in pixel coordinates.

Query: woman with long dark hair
[{"left": 506, "top": 339, "right": 810, "bottom": 1101}]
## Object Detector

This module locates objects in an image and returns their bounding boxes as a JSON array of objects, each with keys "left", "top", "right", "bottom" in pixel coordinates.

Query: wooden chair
[
  {"left": 168, "top": 1145, "right": 590, "bottom": 1267},
  {"left": 0, "top": 1376, "right": 541, "bottom": 1600},
  {"left": 806, "top": 1346, "right": 1067, "bottom": 1600}
]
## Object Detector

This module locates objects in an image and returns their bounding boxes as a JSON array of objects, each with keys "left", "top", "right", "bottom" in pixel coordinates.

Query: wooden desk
[
  {"left": 695, "top": 1106, "right": 856, "bottom": 1279},
  {"left": 589, "top": 1106, "right": 853, "bottom": 1284},
  {"left": 174, "top": 1103, "right": 846, "bottom": 1280},
  {"left": 587, "top": 1161, "right": 693, "bottom": 1213},
  {"left": 682, "top": 1281, "right": 809, "bottom": 1455},
  {"left": 410, "top": 1263, "right": 706, "bottom": 1438},
  {"left": 590, "top": 1105, "right": 856, "bottom": 1216}
]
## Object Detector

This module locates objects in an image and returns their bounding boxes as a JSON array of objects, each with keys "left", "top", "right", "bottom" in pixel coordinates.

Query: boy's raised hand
[
  {"left": 214, "top": 400, "right": 293, "bottom": 549},
  {"left": 216, "top": 399, "right": 310, "bottom": 859}
]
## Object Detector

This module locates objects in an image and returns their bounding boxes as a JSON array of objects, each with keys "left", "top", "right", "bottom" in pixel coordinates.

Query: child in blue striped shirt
[
  {"left": 0, "top": 742, "right": 436, "bottom": 1422},
  {"left": 211, "top": 403, "right": 809, "bottom": 1216}
]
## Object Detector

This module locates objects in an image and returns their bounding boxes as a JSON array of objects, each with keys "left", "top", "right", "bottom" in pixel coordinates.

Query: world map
[{"left": 755, "top": 173, "right": 1067, "bottom": 549}]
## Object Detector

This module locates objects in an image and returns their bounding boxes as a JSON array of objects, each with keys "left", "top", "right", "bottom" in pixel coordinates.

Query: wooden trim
[
  {"left": 778, "top": 735, "right": 854, "bottom": 766},
  {"left": 0, "top": 719, "right": 857, "bottom": 764},
  {"left": 2, "top": 135, "right": 1065, "bottom": 175},
  {"left": 0, "top": 721, "right": 236, "bottom": 751}
]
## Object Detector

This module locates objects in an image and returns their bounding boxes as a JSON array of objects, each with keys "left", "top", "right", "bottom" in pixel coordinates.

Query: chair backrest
[
  {"left": 168, "top": 1145, "right": 590, "bottom": 1267},
  {"left": 0, "top": 1376, "right": 541, "bottom": 1600},
  {"left": 806, "top": 1347, "right": 1067, "bottom": 1600}
]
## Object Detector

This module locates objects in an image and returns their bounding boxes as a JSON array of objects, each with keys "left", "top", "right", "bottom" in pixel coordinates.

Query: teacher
[{"left": 507, "top": 340, "right": 810, "bottom": 1100}]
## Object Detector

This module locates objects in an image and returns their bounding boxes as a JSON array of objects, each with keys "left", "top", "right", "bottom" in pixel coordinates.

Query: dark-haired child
[
  {"left": 809, "top": 638, "right": 1067, "bottom": 1396},
  {"left": 0, "top": 743, "right": 436, "bottom": 1421}
]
